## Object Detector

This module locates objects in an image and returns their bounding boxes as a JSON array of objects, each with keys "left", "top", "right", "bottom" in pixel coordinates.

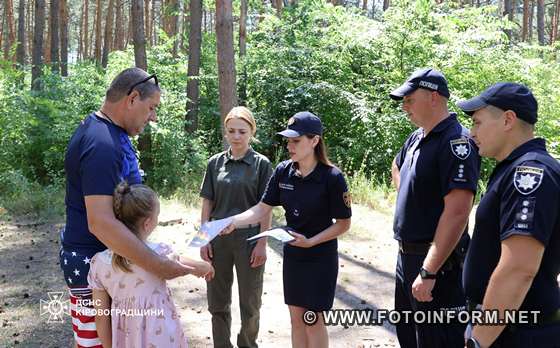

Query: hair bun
[{"left": 116, "top": 181, "right": 131, "bottom": 195}]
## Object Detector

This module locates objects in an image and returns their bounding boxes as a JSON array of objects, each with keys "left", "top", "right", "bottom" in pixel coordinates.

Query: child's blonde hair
[{"left": 112, "top": 181, "right": 158, "bottom": 273}]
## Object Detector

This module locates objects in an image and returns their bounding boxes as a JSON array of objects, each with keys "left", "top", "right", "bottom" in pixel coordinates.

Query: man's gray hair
[{"left": 105, "top": 67, "right": 160, "bottom": 102}]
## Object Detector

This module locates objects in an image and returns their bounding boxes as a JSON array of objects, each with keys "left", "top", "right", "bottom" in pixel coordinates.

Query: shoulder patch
[
  {"left": 343, "top": 192, "right": 352, "bottom": 208},
  {"left": 450, "top": 137, "right": 471, "bottom": 160},
  {"left": 514, "top": 166, "right": 544, "bottom": 195}
]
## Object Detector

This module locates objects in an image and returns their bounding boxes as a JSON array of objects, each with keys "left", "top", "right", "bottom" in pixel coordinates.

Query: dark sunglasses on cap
[{"left": 127, "top": 74, "right": 159, "bottom": 95}]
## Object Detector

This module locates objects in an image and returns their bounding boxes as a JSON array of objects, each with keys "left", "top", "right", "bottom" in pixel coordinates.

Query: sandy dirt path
[{"left": 0, "top": 202, "right": 399, "bottom": 348}]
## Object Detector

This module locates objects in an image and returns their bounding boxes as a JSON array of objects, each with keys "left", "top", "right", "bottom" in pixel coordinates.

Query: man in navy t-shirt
[
  {"left": 60, "top": 68, "right": 192, "bottom": 348},
  {"left": 459, "top": 83, "right": 560, "bottom": 348},
  {"left": 389, "top": 68, "right": 481, "bottom": 348}
]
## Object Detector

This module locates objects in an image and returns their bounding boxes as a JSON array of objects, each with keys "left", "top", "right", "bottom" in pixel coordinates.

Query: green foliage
[{"left": 1, "top": 0, "right": 560, "bottom": 218}]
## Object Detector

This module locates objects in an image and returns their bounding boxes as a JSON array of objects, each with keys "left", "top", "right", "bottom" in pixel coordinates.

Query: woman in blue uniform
[{"left": 222, "top": 111, "right": 352, "bottom": 347}]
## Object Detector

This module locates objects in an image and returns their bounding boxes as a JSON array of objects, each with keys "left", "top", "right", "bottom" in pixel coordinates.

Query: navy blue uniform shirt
[
  {"left": 262, "top": 160, "right": 352, "bottom": 259},
  {"left": 394, "top": 113, "right": 481, "bottom": 242},
  {"left": 63, "top": 113, "right": 142, "bottom": 256},
  {"left": 463, "top": 138, "right": 560, "bottom": 315}
]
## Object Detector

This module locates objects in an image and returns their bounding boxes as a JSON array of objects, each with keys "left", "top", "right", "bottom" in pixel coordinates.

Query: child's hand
[{"left": 191, "top": 260, "right": 214, "bottom": 280}]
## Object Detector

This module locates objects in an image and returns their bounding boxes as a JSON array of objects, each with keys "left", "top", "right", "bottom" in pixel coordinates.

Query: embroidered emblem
[
  {"left": 419, "top": 80, "right": 439, "bottom": 90},
  {"left": 450, "top": 138, "right": 471, "bottom": 160},
  {"left": 514, "top": 166, "right": 544, "bottom": 195},
  {"left": 288, "top": 117, "right": 296, "bottom": 126},
  {"left": 343, "top": 192, "right": 352, "bottom": 208}
]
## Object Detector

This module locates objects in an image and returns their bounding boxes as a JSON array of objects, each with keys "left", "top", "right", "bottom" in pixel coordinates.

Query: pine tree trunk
[
  {"left": 113, "top": 0, "right": 123, "bottom": 49},
  {"left": 16, "top": 0, "right": 26, "bottom": 67},
  {"left": 44, "top": 4, "right": 50, "bottom": 64},
  {"left": 151, "top": 0, "right": 157, "bottom": 45},
  {"left": 83, "top": 0, "right": 89, "bottom": 59},
  {"left": 94, "top": 0, "right": 102, "bottom": 64},
  {"left": 27, "top": 0, "right": 34, "bottom": 62},
  {"left": 529, "top": 0, "right": 534, "bottom": 41},
  {"left": 362, "top": 0, "right": 367, "bottom": 12},
  {"left": 32, "top": 0, "right": 45, "bottom": 91},
  {"left": 275, "top": 0, "right": 282, "bottom": 16},
  {"left": 239, "top": 0, "right": 247, "bottom": 57},
  {"left": 4, "top": 0, "right": 17, "bottom": 61},
  {"left": 186, "top": 0, "right": 202, "bottom": 133},
  {"left": 50, "top": 0, "right": 59, "bottom": 72},
  {"left": 537, "top": 0, "right": 545, "bottom": 44},
  {"left": 551, "top": 0, "right": 560, "bottom": 42},
  {"left": 60, "top": 0, "right": 68, "bottom": 75},
  {"left": 101, "top": 0, "right": 114, "bottom": 68},
  {"left": 145, "top": 0, "right": 151, "bottom": 47},
  {"left": 522, "top": 0, "right": 529, "bottom": 41},
  {"left": 383, "top": 0, "right": 389, "bottom": 10},
  {"left": 131, "top": 0, "right": 147, "bottom": 70},
  {"left": 216, "top": 0, "right": 237, "bottom": 147}
]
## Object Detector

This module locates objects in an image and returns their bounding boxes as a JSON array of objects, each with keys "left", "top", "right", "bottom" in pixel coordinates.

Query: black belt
[{"left": 399, "top": 241, "right": 431, "bottom": 255}]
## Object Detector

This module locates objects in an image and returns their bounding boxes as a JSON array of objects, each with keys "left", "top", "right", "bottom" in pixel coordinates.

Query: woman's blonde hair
[
  {"left": 112, "top": 181, "right": 158, "bottom": 273},
  {"left": 224, "top": 106, "right": 258, "bottom": 140}
]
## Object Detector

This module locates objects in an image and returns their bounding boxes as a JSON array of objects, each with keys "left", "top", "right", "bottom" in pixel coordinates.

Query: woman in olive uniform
[
  {"left": 199, "top": 106, "right": 273, "bottom": 348},
  {"left": 222, "top": 111, "right": 352, "bottom": 347}
]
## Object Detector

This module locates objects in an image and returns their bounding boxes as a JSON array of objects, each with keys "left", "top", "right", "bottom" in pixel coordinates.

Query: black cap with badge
[
  {"left": 457, "top": 82, "right": 538, "bottom": 124},
  {"left": 277, "top": 111, "right": 323, "bottom": 138},
  {"left": 389, "top": 68, "right": 450, "bottom": 100}
]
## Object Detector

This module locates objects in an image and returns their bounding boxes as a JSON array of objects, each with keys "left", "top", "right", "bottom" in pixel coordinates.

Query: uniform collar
[
  {"left": 225, "top": 147, "right": 255, "bottom": 165},
  {"left": 424, "top": 113, "right": 457, "bottom": 136},
  {"left": 501, "top": 138, "right": 547, "bottom": 164},
  {"left": 288, "top": 161, "right": 325, "bottom": 183}
]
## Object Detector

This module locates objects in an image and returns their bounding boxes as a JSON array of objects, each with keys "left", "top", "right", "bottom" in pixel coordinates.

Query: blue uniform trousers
[{"left": 395, "top": 251, "right": 466, "bottom": 348}]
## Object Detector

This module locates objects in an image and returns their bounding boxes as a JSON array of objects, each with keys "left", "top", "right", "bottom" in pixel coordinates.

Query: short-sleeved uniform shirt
[
  {"left": 200, "top": 148, "right": 272, "bottom": 220},
  {"left": 63, "top": 113, "right": 142, "bottom": 256},
  {"left": 463, "top": 138, "right": 560, "bottom": 315},
  {"left": 261, "top": 160, "right": 352, "bottom": 259},
  {"left": 394, "top": 114, "right": 481, "bottom": 242}
]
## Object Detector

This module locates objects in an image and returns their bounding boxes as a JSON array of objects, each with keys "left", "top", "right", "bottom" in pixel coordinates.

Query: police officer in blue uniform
[
  {"left": 459, "top": 83, "right": 560, "bottom": 348},
  {"left": 221, "top": 111, "right": 352, "bottom": 347},
  {"left": 389, "top": 68, "right": 481, "bottom": 348}
]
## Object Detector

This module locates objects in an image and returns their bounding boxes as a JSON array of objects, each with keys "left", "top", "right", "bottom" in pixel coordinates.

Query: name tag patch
[{"left": 279, "top": 182, "right": 294, "bottom": 190}]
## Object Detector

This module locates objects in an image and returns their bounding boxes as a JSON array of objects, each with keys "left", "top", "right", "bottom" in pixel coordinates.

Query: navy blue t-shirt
[
  {"left": 262, "top": 160, "right": 352, "bottom": 259},
  {"left": 394, "top": 114, "right": 481, "bottom": 242},
  {"left": 463, "top": 138, "right": 560, "bottom": 315},
  {"left": 62, "top": 113, "right": 142, "bottom": 256}
]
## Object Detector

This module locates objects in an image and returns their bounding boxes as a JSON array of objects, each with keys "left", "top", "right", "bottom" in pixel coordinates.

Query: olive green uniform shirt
[{"left": 200, "top": 148, "right": 273, "bottom": 220}]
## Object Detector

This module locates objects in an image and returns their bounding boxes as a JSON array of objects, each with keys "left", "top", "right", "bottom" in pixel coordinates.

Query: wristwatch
[
  {"left": 466, "top": 337, "right": 481, "bottom": 348},
  {"left": 419, "top": 267, "right": 437, "bottom": 280}
]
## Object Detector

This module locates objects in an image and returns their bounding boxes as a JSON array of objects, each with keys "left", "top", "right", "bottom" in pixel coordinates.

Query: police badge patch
[
  {"left": 514, "top": 166, "right": 544, "bottom": 195},
  {"left": 450, "top": 138, "right": 471, "bottom": 160}
]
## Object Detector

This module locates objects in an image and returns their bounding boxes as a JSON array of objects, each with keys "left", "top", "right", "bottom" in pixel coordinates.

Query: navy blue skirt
[{"left": 282, "top": 245, "right": 339, "bottom": 311}]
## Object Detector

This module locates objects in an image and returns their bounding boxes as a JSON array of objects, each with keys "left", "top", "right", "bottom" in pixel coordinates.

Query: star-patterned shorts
[{"left": 59, "top": 247, "right": 102, "bottom": 348}]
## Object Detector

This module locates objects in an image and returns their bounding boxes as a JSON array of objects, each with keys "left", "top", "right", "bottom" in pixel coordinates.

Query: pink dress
[{"left": 87, "top": 242, "right": 188, "bottom": 348}]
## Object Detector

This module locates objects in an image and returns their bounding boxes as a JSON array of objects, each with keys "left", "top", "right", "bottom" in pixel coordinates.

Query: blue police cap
[
  {"left": 389, "top": 68, "right": 450, "bottom": 100},
  {"left": 277, "top": 111, "right": 323, "bottom": 137},
  {"left": 457, "top": 82, "right": 538, "bottom": 124}
]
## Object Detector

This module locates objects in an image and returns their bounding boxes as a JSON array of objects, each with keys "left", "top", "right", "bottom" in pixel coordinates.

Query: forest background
[{"left": 0, "top": 0, "right": 559, "bottom": 219}]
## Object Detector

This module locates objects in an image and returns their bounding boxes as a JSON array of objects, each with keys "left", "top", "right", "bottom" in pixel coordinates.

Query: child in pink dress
[{"left": 87, "top": 182, "right": 214, "bottom": 348}]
